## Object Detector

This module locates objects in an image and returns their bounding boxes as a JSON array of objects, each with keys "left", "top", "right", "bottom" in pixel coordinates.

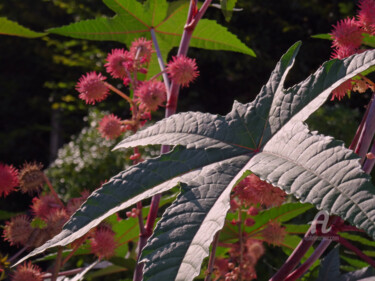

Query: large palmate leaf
[
  {"left": 0, "top": 17, "right": 46, "bottom": 38},
  {"left": 17, "top": 43, "right": 375, "bottom": 280},
  {"left": 46, "top": 0, "right": 255, "bottom": 76}
]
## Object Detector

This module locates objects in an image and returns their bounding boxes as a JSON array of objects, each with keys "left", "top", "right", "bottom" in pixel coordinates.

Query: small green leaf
[
  {"left": 342, "top": 256, "right": 370, "bottom": 269},
  {"left": 30, "top": 217, "right": 47, "bottom": 229},
  {"left": 0, "top": 210, "right": 21, "bottom": 220},
  {"left": 0, "top": 17, "right": 46, "bottom": 38},
  {"left": 220, "top": 0, "right": 238, "bottom": 22},
  {"left": 339, "top": 232, "right": 375, "bottom": 247},
  {"left": 362, "top": 33, "right": 375, "bottom": 48},
  {"left": 311, "top": 33, "right": 332, "bottom": 40},
  {"left": 47, "top": 0, "right": 255, "bottom": 76}
]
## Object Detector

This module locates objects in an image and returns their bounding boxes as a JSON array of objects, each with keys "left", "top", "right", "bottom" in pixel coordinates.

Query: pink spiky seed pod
[
  {"left": 130, "top": 37, "right": 153, "bottom": 63},
  {"left": 134, "top": 80, "right": 166, "bottom": 111},
  {"left": 3, "top": 215, "right": 32, "bottom": 246},
  {"left": 0, "top": 163, "right": 19, "bottom": 197},
  {"left": 105, "top": 49, "right": 134, "bottom": 79},
  {"left": 358, "top": 0, "right": 375, "bottom": 35},
  {"left": 331, "top": 79, "right": 353, "bottom": 101},
  {"left": 45, "top": 209, "right": 69, "bottom": 238},
  {"left": 98, "top": 114, "right": 125, "bottom": 140},
  {"left": 30, "top": 194, "right": 62, "bottom": 220},
  {"left": 233, "top": 174, "right": 286, "bottom": 208},
  {"left": 331, "top": 45, "right": 357, "bottom": 59},
  {"left": 11, "top": 262, "right": 43, "bottom": 281},
  {"left": 18, "top": 162, "right": 44, "bottom": 194},
  {"left": 261, "top": 221, "right": 287, "bottom": 246},
  {"left": 90, "top": 227, "right": 117, "bottom": 259},
  {"left": 76, "top": 72, "right": 110, "bottom": 105},
  {"left": 167, "top": 55, "right": 199, "bottom": 87},
  {"left": 330, "top": 17, "right": 363, "bottom": 50}
]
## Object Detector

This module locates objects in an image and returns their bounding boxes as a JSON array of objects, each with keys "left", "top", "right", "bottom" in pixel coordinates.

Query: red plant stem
[
  {"left": 43, "top": 267, "right": 85, "bottom": 279},
  {"left": 136, "top": 201, "right": 145, "bottom": 234},
  {"left": 355, "top": 91, "right": 375, "bottom": 162},
  {"left": 204, "top": 231, "right": 220, "bottom": 281},
  {"left": 132, "top": 2, "right": 212, "bottom": 281},
  {"left": 363, "top": 139, "right": 375, "bottom": 173},
  {"left": 104, "top": 82, "right": 134, "bottom": 106},
  {"left": 150, "top": 28, "right": 170, "bottom": 96},
  {"left": 285, "top": 239, "right": 332, "bottom": 281},
  {"left": 270, "top": 230, "right": 317, "bottom": 281},
  {"left": 8, "top": 246, "right": 28, "bottom": 264},
  {"left": 51, "top": 247, "right": 63, "bottom": 281},
  {"left": 338, "top": 236, "right": 375, "bottom": 267},
  {"left": 43, "top": 174, "right": 64, "bottom": 208},
  {"left": 238, "top": 209, "right": 243, "bottom": 281},
  {"left": 349, "top": 99, "right": 370, "bottom": 150},
  {"left": 167, "top": 0, "right": 212, "bottom": 111}
]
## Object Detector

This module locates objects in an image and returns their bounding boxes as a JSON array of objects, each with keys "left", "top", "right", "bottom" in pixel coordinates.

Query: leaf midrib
[
  {"left": 120, "top": 132, "right": 257, "bottom": 151},
  {"left": 114, "top": 0, "right": 150, "bottom": 28},
  {"left": 260, "top": 149, "right": 375, "bottom": 227}
]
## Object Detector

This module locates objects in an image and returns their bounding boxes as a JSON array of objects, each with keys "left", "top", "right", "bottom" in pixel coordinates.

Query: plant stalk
[
  {"left": 132, "top": 2, "right": 213, "bottom": 280},
  {"left": 285, "top": 239, "right": 332, "bottom": 281},
  {"left": 150, "top": 28, "right": 171, "bottom": 96},
  {"left": 355, "top": 91, "right": 375, "bottom": 162},
  {"left": 8, "top": 246, "right": 28, "bottom": 264},
  {"left": 269, "top": 230, "right": 316, "bottom": 281},
  {"left": 205, "top": 231, "right": 220, "bottom": 281},
  {"left": 43, "top": 174, "right": 64, "bottom": 208},
  {"left": 51, "top": 247, "right": 63, "bottom": 281}
]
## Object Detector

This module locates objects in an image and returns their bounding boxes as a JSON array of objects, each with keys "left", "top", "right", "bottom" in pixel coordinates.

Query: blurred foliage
[
  {"left": 46, "top": 109, "right": 159, "bottom": 200},
  {"left": 306, "top": 103, "right": 361, "bottom": 147}
]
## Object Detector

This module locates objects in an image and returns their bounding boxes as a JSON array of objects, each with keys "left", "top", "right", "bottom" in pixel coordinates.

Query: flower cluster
[
  {"left": 1, "top": 159, "right": 120, "bottom": 279},
  {"left": 214, "top": 238, "right": 265, "bottom": 281},
  {"left": 0, "top": 163, "right": 19, "bottom": 197},
  {"left": 0, "top": 162, "right": 47, "bottom": 198},
  {"left": 3, "top": 36, "right": 201, "bottom": 279},
  {"left": 330, "top": 0, "right": 375, "bottom": 100},
  {"left": 75, "top": 37, "right": 199, "bottom": 141},
  {"left": 232, "top": 174, "right": 287, "bottom": 208},
  {"left": 216, "top": 174, "right": 288, "bottom": 279},
  {"left": 11, "top": 262, "right": 43, "bottom": 281}
]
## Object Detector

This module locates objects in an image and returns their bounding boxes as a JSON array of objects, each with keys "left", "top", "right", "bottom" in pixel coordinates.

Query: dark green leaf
[
  {"left": 0, "top": 17, "right": 46, "bottom": 38},
  {"left": 317, "top": 246, "right": 341, "bottom": 281}
]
